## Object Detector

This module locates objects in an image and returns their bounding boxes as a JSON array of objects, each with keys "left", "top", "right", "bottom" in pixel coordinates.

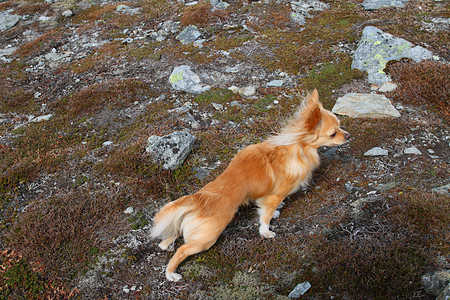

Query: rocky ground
[{"left": 0, "top": 0, "right": 449, "bottom": 299}]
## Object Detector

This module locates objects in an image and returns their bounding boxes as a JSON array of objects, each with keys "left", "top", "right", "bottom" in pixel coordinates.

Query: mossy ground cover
[{"left": 0, "top": 0, "right": 448, "bottom": 298}]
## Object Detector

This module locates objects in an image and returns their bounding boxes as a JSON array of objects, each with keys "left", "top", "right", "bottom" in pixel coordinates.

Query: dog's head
[
  {"left": 301, "top": 89, "right": 350, "bottom": 147},
  {"left": 269, "top": 89, "right": 350, "bottom": 148}
]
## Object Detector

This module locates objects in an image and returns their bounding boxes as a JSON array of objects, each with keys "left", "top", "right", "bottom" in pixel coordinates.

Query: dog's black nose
[{"left": 344, "top": 132, "right": 351, "bottom": 140}]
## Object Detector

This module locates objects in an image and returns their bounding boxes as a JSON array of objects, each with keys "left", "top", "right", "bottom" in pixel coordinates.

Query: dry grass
[
  {"left": 181, "top": 2, "right": 212, "bottom": 27},
  {"left": 387, "top": 60, "right": 450, "bottom": 118},
  {"left": 6, "top": 186, "right": 126, "bottom": 279},
  {"left": 0, "top": 250, "right": 78, "bottom": 299},
  {"left": 52, "top": 79, "right": 155, "bottom": 117}
]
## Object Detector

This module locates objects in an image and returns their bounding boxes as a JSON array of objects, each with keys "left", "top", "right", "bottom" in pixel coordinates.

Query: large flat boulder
[
  {"left": 332, "top": 93, "right": 401, "bottom": 118},
  {"left": 352, "top": 26, "right": 433, "bottom": 85}
]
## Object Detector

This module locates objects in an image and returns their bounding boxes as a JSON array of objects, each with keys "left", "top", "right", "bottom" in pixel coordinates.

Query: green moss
[
  {"left": 1, "top": 258, "right": 46, "bottom": 298},
  {"left": 129, "top": 210, "right": 149, "bottom": 230},
  {"left": 301, "top": 55, "right": 365, "bottom": 108},
  {"left": 193, "top": 88, "right": 235, "bottom": 107},
  {"left": 212, "top": 33, "right": 255, "bottom": 51},
  {"left": 130, "top": 44, "right": 162, "bottom": 61},
  {"left": 192, "top": 271, "right": 289, "bottom": 300}
]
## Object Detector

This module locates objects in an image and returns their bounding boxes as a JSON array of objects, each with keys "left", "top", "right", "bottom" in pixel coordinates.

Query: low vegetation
[{"left": 0, "top": 0, "right": 448, "bottom": 298}]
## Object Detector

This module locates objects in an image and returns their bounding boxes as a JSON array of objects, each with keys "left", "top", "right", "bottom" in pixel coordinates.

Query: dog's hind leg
[
  {"left": 256, "top": 194, "right": 285, "bottom": 238},
  {"left": 165, "top": 240, "right": 215, "bottom": 281},
  {"left": 158, "top": 235, "right": 178, "bottom": 251}
]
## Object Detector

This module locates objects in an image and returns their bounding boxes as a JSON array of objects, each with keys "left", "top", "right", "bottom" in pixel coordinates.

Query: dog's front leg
[{"left": 256, "top": 195, "right": 284, "bottom": 238}]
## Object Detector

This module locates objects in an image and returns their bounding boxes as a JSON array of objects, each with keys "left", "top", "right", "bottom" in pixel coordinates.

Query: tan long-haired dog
[{"left": 151, "top": 89, "right": 350, "bottom": 281}]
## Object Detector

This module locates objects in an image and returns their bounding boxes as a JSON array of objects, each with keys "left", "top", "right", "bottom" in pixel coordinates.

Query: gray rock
[
  {"left": 422, "top": 270, "right": 450, "bottom": 297},
  {"left": 62, "top": 9, "right": 74, "bottom": 17},
  {"left": 376, "top": 182, "right": 397, "bottom": 192},
  {"left": 229, "top": 86, "right": 257, "bottom": 97},
  {"left": 404, "top": 146, "right": 422, "bottom": 155},
  {"left": 267, "top": 80, "right": 284, "bottom": 87},
  {"left": 161, "top": 20, "right": 180, "bottom": 34},
  {"left": 0, "top": 46, "right": 18, "bottom": 62},
  {"left": 210, "top": 0, "right": 229, "bottom": 10},
  {"left": 290, "top": 12, "right": 306, "bottom": 25},
  {"left": 176, "top": 25, "right": 201, "bottom": 44},
  {"left": 211, "top": 103, "right": 224, "bottom": 111},
  {"left": 30, "top": 114, "right": 53, "bottom": 122},
  {"left": 432, "top": 183, "right": 450, "bottom": 196},
  {"left": 0, "top": 11, "right": 21, "bottom": 32},
  {"left": 364, "top": 147, "right": 388, "bottom": 156},
  {"left": 437, "top": 284, "right": 450, "bottom": 300},
  {"left": 352, "top": 26, "right": 433, "bottom": 85},
  {"left": 289, "top": 281, "right": 311, "bottom": 298},
  {"left": 362, "top": 0, "right": 408, "bottom": 10},
  {"left": 146, "top": 131, "right": 196, "bottom": 170},
  {"left": 124, "top": 207, "right": 134, "bottom": 214},
  {"left": 116, "top": 4, "right": 140, "bottom": 15},
  {"left": 291, "top": 0, "right": 329, "bottom": 15},
  {"left": 378, "top": 81, "right": 397, "bottom": 93},
  {"left": 291, "top": 0, "right": 329, "bottom": 25},
  {"left": 169, "top": 65, "right": 211, "bottom": 94},
  {"left": 332, "top": 93, "right": 401, "bottom": 118},
  {"left": 193, "top": 167, "right": 210, "bottom": 180}
]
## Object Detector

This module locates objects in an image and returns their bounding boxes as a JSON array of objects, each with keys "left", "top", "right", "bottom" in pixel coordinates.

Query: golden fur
[{"left": 150, "top": 89, "right": 350, "bottom": 281}]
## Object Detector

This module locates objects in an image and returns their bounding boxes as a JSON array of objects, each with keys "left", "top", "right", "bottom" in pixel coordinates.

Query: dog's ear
[
  {"left": 306, "top": 89, "right": 319, "bottom": 107},
  {"left": 305, "top": 105, "right": 322, "bottom": 132}
]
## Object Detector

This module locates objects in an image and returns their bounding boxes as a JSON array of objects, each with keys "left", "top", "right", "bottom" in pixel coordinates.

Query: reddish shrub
[
  {"left": 387, "top": 60, "right": 450, "bottom": 117},
  {"left": 181, "top": 2, "right": 211, "bottom": 26}
]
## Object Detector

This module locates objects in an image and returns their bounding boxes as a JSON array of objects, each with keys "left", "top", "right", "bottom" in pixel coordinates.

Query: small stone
[
  {"left": 370, "top": 83, "right": 380, "bottom": 91},
  {"left": 376, "top": 182, "right": 397, "bottom": 192},
  {"left": 169, "top": 65, "right": 211, "bottom": 94},
  {"left": 124, "top": 207, "right": 134, "bottom": 214},
  {"left": 31, "top": 114, "right": 53, "bottom": 122},
  {"left": 62, "top": 9, "right": 74, "bottom": 17},
  {"left": 290, "top": 12, "right": 306, "bottom": 25},
  {"left": 431, "top": 183, "right": 450, "bottom": 196},
  {"left": 228, "top": 86, "right": 239, "bottom": 93},
  {"left": 210, "top": 0, "right": 229, "bottom": 10},
  {"left": 378, "top": 81, "right": 397, "bottom": 93},
  {"left": 176, "top": 25, "right": 201, "bottom": 44},
  {"left": 146, "top": 131, "right": 197, "bottom": 170},
  {"left": 364, "top": 147, "right": 388, "bottom": 156},
  {"left": 289, "top": 281, "right": 311, "bottom": 298},
  {"left": 362, "top": 0, "right": 407, "bottom": 10},
  {"left": 267, "top": 80, "right": 284, "bottom": 87},
  {"left": 422, "top": 270, "right": 450, "bottom": 297},
  {"left": 102, "top": 141, "right": 113, "bottom": 146},
  {"left": 238, "top": 86, "right": 257, "bottom": 97},
  {"left": 116, "top": 5, "right": 140, "bottom": 15},
  {"left": 193, "top": 167, "right": 210, "bottom": 180},
  {"left": 404, "top": 146, "right": 422, "bottom": 155},
  {"left": 211, "top": 103, "right": 223, "bottom": 111}
]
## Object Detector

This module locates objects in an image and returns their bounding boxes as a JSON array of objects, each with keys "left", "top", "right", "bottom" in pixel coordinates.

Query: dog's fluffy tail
[{"left": 150, "top": 196, "right": 193, "bottom": 240}]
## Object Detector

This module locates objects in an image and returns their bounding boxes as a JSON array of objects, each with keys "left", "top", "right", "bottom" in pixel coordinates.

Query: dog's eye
[{"left": 330, "top": 132, "right": 337, "bottom": 138}]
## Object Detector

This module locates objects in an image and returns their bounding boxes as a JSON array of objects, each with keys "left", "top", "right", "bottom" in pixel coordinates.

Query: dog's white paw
[
  {"left": 166, "top": 272, "right": 182, "bottom": 281},
  {"left": 272, "top": 210, "right": 280, "bottom": 219},
  {"left": 158, "top": 240, "right": 175, "bottom": 251},
  {"left": 261, "top": 230, "right": 276, "bottom": 238},
  {"left": 259, "top": 223, "right": 276, "bottom": 238},
  {"left": 158, "top": 241, "right": 169, "bottom": 251}
]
